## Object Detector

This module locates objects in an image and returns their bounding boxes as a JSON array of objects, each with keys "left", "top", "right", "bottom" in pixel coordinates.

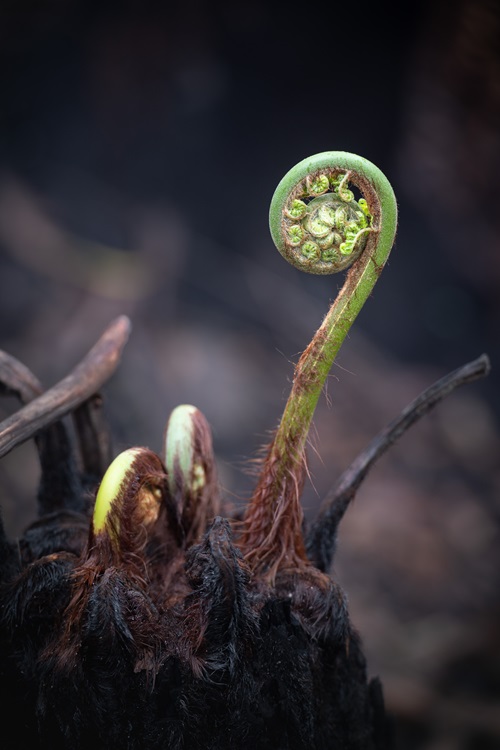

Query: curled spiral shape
[{"left": 269, "top": 151, "right": 397, "bottom": 275}]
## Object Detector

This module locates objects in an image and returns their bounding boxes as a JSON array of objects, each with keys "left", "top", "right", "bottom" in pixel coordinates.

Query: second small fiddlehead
[{"left": 240, "top": 151, "right": 398, "bottom": 576}]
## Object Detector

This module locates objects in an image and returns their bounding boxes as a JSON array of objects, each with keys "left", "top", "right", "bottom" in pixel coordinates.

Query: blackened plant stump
[{"left": 0, "top": 152, "right": 491, "bottom": 750}]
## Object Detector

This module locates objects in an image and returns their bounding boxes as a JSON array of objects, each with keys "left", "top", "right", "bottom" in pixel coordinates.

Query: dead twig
[
  {"left": 0, "top": 351, "right": 44, "bottom": 402},
  {"left": 307, "top": 353, "right": 491, "bottom": 571},
  {"left": 0, "top": 316, "right": 131, "bottom": 460}
]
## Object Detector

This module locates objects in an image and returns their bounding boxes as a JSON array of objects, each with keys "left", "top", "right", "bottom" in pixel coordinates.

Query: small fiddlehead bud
[
  {"left": 47, "top": 447, "right": 171, "bottom": 677},
  {"left": 92, "top": 446, "right": 175, "bottom": 559},
  {"left": 164, "top": 404, "right": 220, "bottom": 544},
  {"left": 241, "top": 152, "right": 398, "bottom": 577}
]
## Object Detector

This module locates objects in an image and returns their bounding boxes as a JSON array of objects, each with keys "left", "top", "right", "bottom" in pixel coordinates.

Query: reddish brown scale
[
  {"left": 239, "top": 330, "right": 333, "bottom": 578},
  {"left": 181, "top": 516, "right": 258, "bottom": 689},
  {"left": 240, "top": 443, "right": 309, "bottom": 579},
  {"left": 50, "top": 449, "right": 181, "bottom": 669},
  {"left": 294, "top": 327, "right": 331, "bottom": 392}
]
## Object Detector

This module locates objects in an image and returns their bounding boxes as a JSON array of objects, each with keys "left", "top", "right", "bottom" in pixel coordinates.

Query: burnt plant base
[{"left": 0, "top": 319, "right": 489, "bottom": 750}]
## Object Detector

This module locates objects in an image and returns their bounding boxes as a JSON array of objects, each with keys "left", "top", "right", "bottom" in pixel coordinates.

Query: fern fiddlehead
[{"left": 241, "top": 151, "right": 398, "bottom": 576}]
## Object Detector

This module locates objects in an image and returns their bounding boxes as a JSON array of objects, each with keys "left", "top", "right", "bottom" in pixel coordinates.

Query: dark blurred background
[{"left": 0, "top": 1, "right": 499, "bottom": 747}]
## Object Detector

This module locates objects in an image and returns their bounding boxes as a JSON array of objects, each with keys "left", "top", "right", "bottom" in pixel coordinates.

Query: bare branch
[
  {"left": 0, "top": 351, "right": 43, "bottom": 402},
  {"left": 0, "top": 349, "right": 83, "bottom": 513},
  {"left": 0, "top": 316, "right": 131, "bottom": 460},
  {"left": 307, "top": 353, "right": 491, "bottom": 572}
]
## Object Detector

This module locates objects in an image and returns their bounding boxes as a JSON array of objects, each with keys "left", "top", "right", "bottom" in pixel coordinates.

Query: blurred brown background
[{"left": 0, "top": 1, "right": 499, "bottom": 747}]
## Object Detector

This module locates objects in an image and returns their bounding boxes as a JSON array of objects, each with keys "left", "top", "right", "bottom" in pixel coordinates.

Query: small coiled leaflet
[{"left": 269, "top": 151, "right": 397, "bottom": 276}]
